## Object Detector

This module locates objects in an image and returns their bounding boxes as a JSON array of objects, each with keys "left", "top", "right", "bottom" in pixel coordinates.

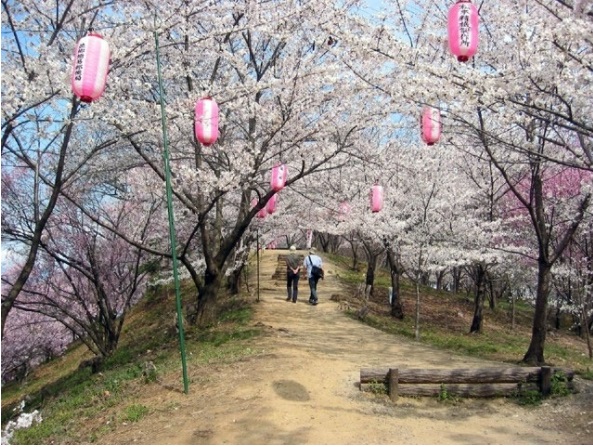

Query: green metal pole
[
  {"left": 154, "top": 23, "right": 189, "bottom": 394},
  {"left": 256, "top": 228, "right": 260, "bottom": 302}
]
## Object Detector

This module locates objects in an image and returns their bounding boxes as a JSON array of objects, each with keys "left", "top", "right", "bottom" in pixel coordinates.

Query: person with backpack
[{"left": 304, "top": 247, "right": 323, "bottom": 305}]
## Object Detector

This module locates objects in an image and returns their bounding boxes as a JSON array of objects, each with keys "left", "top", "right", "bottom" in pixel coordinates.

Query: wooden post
[
  {"left": 540, "top": 366, "right": 552, "bottom": 395},
  {"left": 388, "top": 368, "right": 399, "bottom": 402}
]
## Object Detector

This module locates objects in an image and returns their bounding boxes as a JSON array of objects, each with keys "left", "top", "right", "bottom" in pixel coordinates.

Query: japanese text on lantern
[
  {"left": 74, "top": 43, "right": 86, "bottom": 81},
  {"left": 459, "top": 4, "right": 470, "bottom": 48}
]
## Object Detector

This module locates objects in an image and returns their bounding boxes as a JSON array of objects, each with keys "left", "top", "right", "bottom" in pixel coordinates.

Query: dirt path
[{"left": 100, "top": 249, "right": 591, "bottom": 445}]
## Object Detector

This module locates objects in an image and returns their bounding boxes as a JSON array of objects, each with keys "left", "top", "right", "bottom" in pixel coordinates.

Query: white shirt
[{"left": 304, "top": 254, "right": 322, "bottom": 278}]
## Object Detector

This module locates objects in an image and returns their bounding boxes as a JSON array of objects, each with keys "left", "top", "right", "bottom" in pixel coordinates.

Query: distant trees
[{"left": 1, "top": 297, "right": 72, "bottom": 384}]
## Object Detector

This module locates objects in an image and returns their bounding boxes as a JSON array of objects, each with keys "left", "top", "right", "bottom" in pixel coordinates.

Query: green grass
[
  {"left": 333, "top": 253, "right": 593, "bottom": 374},
  {"left": 367, "top": 379, "right": 387, "bottom": 395},
  {"left": 357, "top": 308, "right": 592, "bottom": 372},
  {"left": 437, "top": 384, "right": 460, "bottom": 404},
  {"left": 123, "top": 404, "right": 149, "bottom": 423},
  {"left": 513, "top": 389, "right": 543, "bottom": 406},
  {"left": 550, "top": 371, "right": 572, "bottom": 397},
  {"left": 2, "top": 288, "right": 261, "bottom": 445}
]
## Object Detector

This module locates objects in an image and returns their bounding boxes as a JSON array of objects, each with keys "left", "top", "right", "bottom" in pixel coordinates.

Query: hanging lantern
[
  {"left": 447, "top": 0, "right": 479, "bottom": 62},
  {"left": 71, "top": 32, "right": 110, "bottom": 103},
  {"left": 338, "top": 201, "right": 351, "bottom": 221},
  {"left": 370, "top": 185, "right": 383, "bottom": 213},
  {"left": 266, "top": 193, "right": 278, "bottom": 215},
  {"left": 251, "top": 198, "right": 267, "bottom": 219},
  {"left": 251, "top": 197, "right": 267, "bottom": 219},
  {"left": 195, "top": 97, "right": 219, "bottom": 146},
  {"left": 270, "top": 163, "right": 288, "bottom": 192},
  {"left": 421, "top": 107, "right": 442, "bottom": 146}
]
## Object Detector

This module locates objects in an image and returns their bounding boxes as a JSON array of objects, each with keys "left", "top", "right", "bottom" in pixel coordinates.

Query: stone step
[{"left": 271, "top": 254, "right": 307, "bottom": 280}]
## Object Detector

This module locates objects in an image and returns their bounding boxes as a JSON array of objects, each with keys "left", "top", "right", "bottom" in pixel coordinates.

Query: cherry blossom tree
[
  {"left": 3, "top": 196, "right": 154, "bottom": 362},
  {"left": 0, "top": 0, "right": 123, "bottom": 337},
  {"left": 339, "top": 0, "right": 593, "bottom": 363}
]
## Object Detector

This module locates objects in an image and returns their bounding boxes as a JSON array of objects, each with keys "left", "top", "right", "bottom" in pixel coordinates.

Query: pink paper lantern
[
  {"left": 195, "top": 97, "right": 219, "bottom": 146},
  {"left": 251, "top": 198, "right": 267, "bottom": 219},
  {"left": 270, "top": 163, "right": 288, "bottom": 192},
  {"left": 338, "top": 201, "right": 351, "bottom": 221},
  {"left": 370, "top": 185, "right": 383, "bottom": 213},
  {"left": 421, "top": 107, "right": 442, "bottom": 146},
  {"left": 71, "top": 32, "right": 110, "bottom": 103},
  {"left": 448, "top": 0, "right": 479, "bottom": 62},
  {"left": 266, "top": 193, "right": 278, "bottom": 214}
]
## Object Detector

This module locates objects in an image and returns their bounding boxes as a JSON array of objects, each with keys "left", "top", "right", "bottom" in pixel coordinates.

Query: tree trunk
[
  {"left": 360, "top": 236, "right": 383, "bottom": 298},
  {"left": 351, "top": 250, "right": 358, "bottom": 271},
  {"left": 318, "top": 232, "right": 332, "bottom": 253},
  {"left": 365, "top": 261, "right": 376, "bottom": 298},
  {"left": 385, "top": 244, "right": 404, "bottom": 319},
  {"left": 451, "top": 267, "right": 462, "bottom": 294},
  {"left": 470, "top": 264, "right": 487, "bottom": 333},
  {"left": 344, "top": 233, "right": 359, "bottom": 270},
  {"left": 420, "top": 271, "right": 430, "bottom": 286},
  {"left": 227, "top": 265, "right": 243, "bottom": 294},
  {"left": 511, "top": 292, "right": 516, "bottom": 331},
  {"left": 1, "top": 115, "right": 76, "bottom": 338},
  {"left": 487, "top": 274, "right": 503, "bottom": 310},
  {"left": 582, "top": 304, "right": 592, "bottom": 359},
  {"left": 414, "top": 279, "right": 421, "bottom": 340},
  {"left": 435, "top": 270, "right": 445, "bottom": 290},
  {"left": 227, "top": 246, "right": 248, "bottom": 295},
  {"left": 522, "top": 260, "right": 552, "bottom": 365},
  {"left": 195, "top": 270, "right": 223, "bottom": 327},
  {"left": 554, "top": 306, "right": 562, "bottom": 330}
]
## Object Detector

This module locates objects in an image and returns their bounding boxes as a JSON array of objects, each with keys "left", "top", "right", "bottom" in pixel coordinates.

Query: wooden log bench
[{"left": 359, "top": 366, "right": 574, "bottom": 401}]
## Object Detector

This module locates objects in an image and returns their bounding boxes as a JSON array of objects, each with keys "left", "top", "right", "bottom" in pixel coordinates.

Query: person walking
[
  {"left": 304, "top": 247, "right": 323, "bottom": 305},
  {"left": 285, "top": 246, "right": 301, "bottom": 303}
]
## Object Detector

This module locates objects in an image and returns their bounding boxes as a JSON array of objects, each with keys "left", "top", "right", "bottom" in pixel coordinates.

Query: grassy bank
[
  {"left": 1, "top": 289, "right": 262, "bottom": 444},
  {"left": 326, "top": 253, "right": 593, "bottom": 375}
]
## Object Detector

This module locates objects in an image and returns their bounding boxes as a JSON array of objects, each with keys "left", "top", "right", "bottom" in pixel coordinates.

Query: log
[
  {"left": 360, "top": 382, "right": 540, "bottom": 398},
  {"left": 360, "top": 367, "right": 573, "bottom": 386}
]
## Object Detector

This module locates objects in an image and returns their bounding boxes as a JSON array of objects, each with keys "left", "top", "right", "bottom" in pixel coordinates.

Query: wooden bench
[{"left": 360, "top": 366, "right": 574, "bottom": 401}]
